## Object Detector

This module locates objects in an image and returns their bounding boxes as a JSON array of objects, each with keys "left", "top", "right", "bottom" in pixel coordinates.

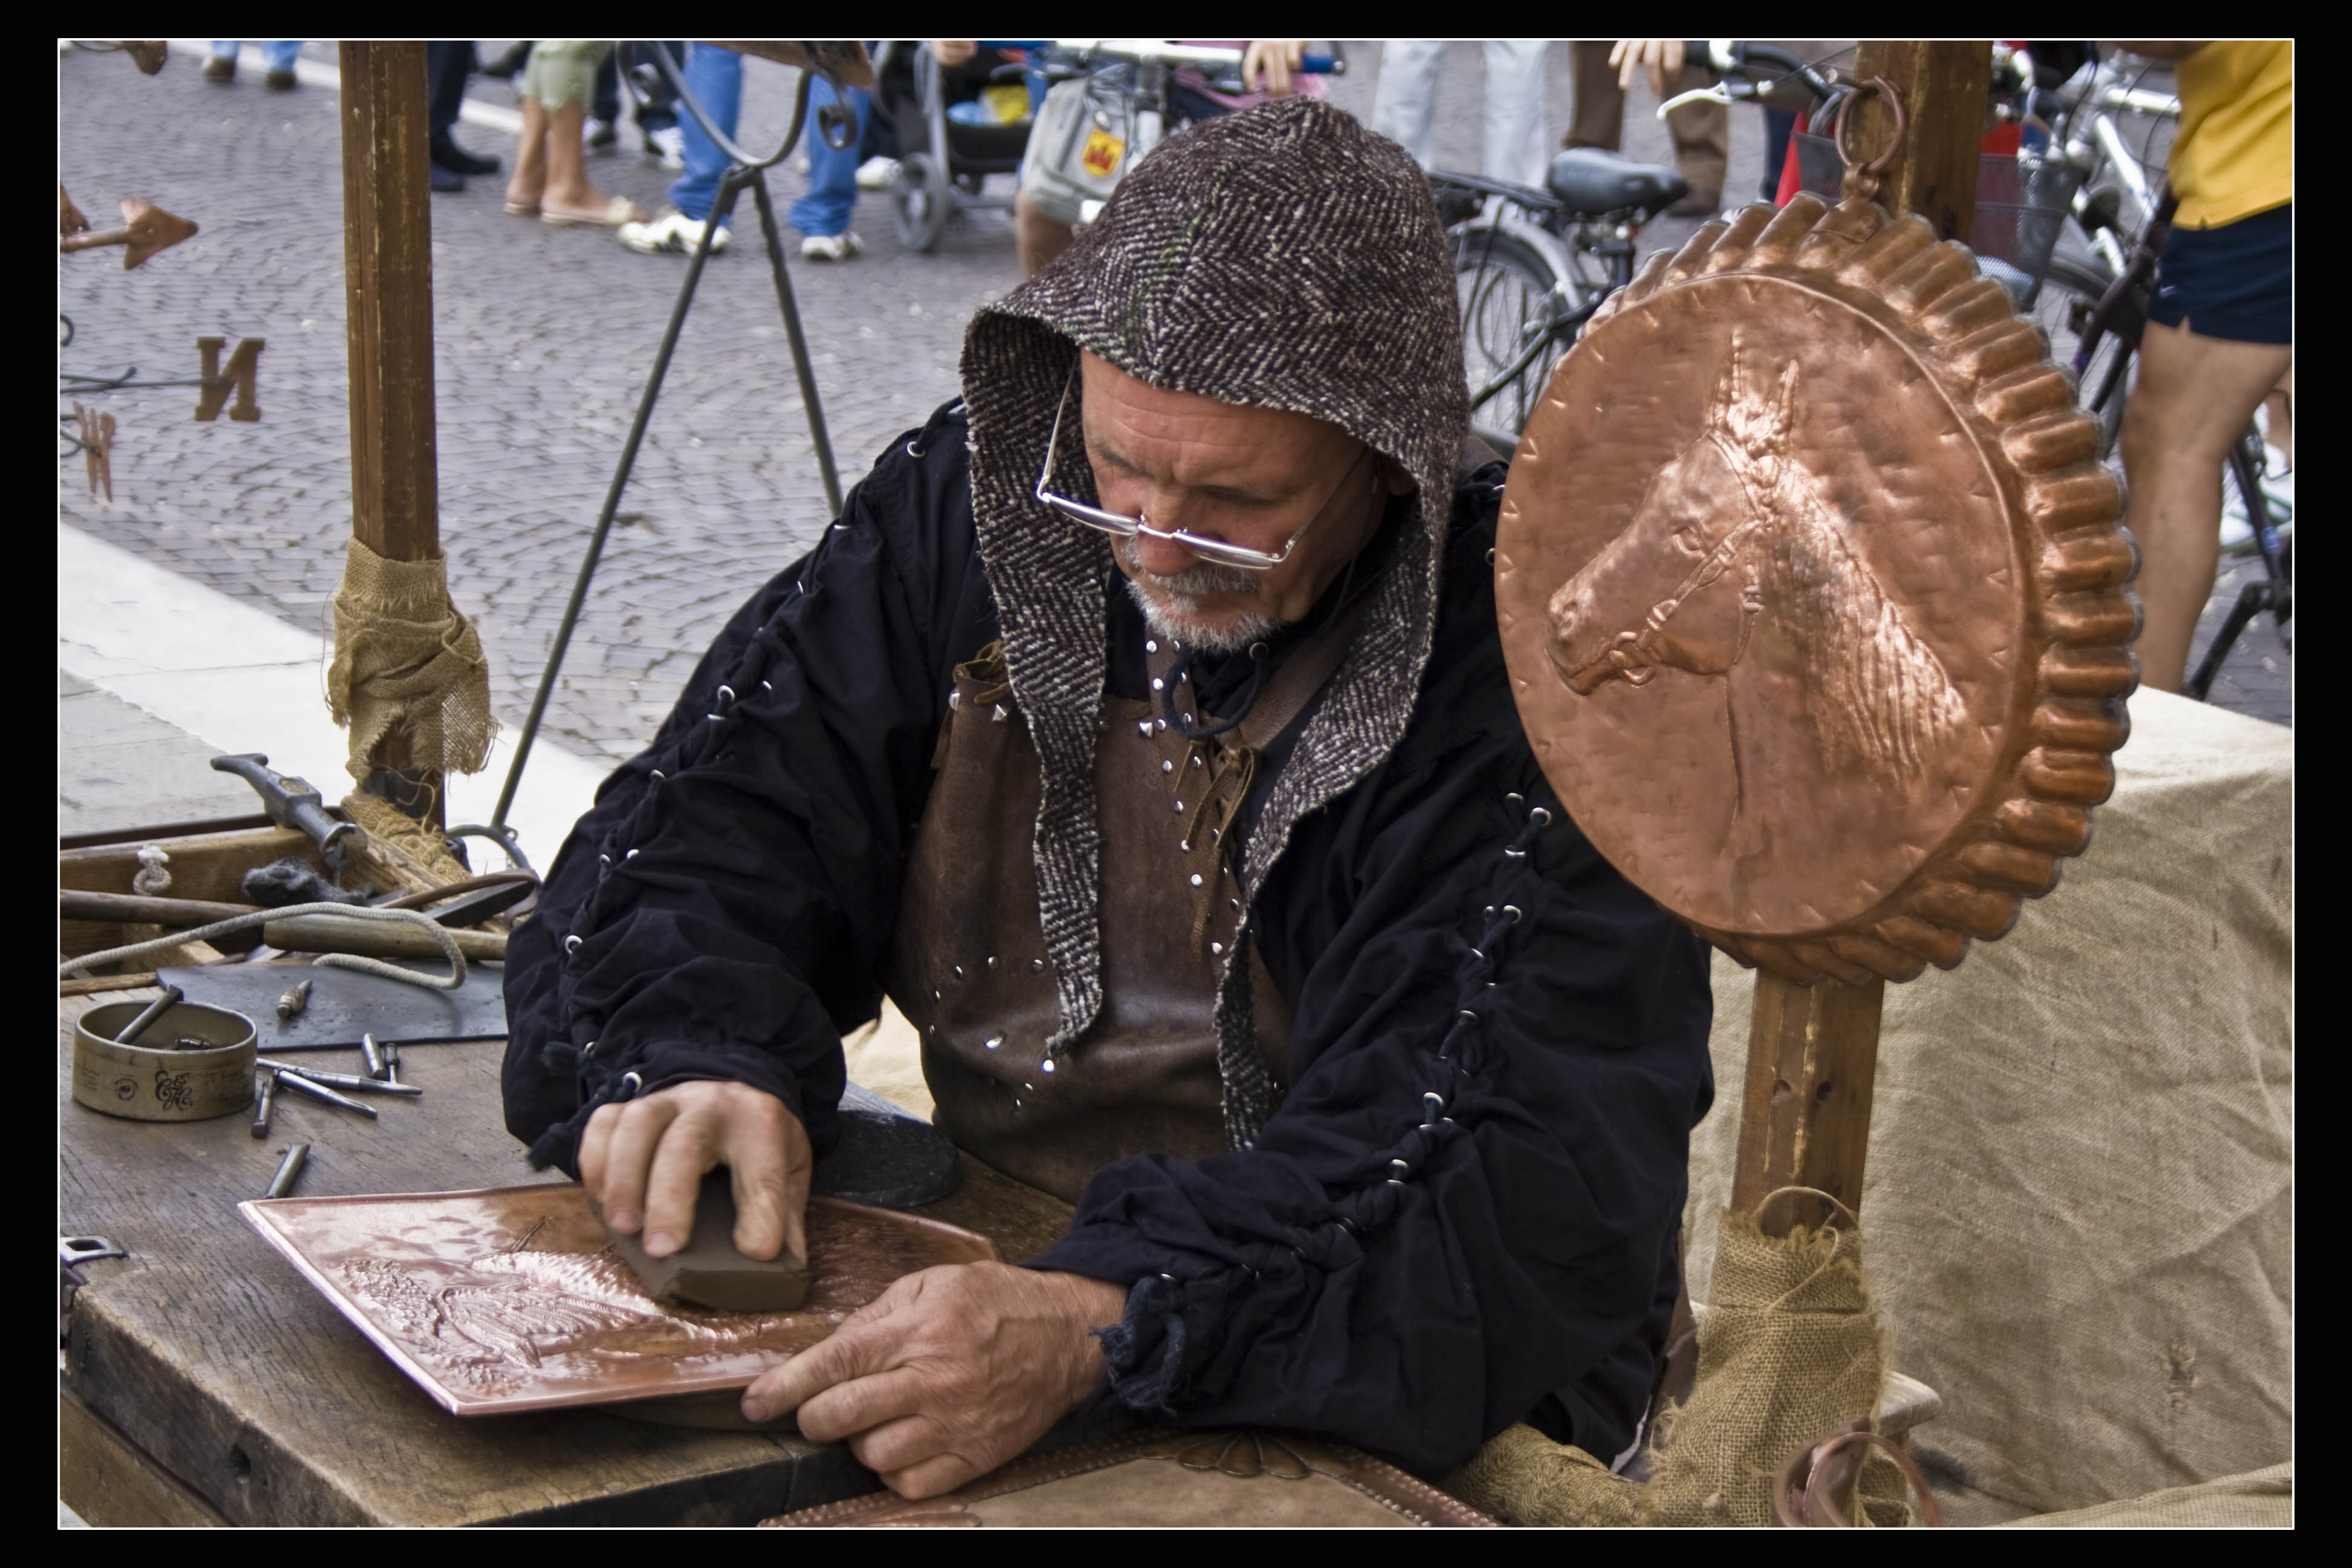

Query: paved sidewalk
[{"left": 59, "top": 41, "right": 2285, "bottom": 782}]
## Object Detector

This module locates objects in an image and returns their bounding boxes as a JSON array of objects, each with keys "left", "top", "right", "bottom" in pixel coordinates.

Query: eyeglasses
[{"left": 1033, "top": 366, "right": 1373, "bottom": 572}]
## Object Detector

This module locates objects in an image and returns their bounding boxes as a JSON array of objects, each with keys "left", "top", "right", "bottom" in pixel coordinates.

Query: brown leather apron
[{"left": 889, "top": 617, "right": 1359, "bottom": 1203}]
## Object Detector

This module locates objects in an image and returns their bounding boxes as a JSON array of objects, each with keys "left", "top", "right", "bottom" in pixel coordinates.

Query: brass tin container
[{"left": 73, "top": 1000, "right": 258, "bottom": 1122}]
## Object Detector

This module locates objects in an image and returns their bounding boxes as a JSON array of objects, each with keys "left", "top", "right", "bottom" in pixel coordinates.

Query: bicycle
[{"left": 1442, "top": 42, "right": 1836, "bottom": 438}]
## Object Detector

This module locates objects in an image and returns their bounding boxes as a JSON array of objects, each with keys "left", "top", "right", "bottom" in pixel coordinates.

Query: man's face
[{"left": 1079, "top": 353, "right": 1406, "bottom": 652}]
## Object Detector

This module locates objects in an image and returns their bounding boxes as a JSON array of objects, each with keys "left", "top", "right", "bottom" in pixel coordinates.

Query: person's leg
[
  {"left": 2264, "top": 367, "right": 2293, "bottom": 468},
  {"left": 670, "top": 42, "right": 743, "bottom": 225},
  {"left": 544, "top": 100, "right": 599, "bottom": 207},
  {"left": 1566, "top": 40, "right": 1624, "bottom": 152},
  {"left": 2119, "top": 319, "right": 2294, "bottom": 691},
  {"left": 506, "top": 96, "right": 549, "bottom": 209},
  {"left": 261, "top": 41, "right": 302, "bottom": 75},
  {"left": 788, "top": 77, "right": 862, "bottom": 240},
  {"left": 593, "top": 50, "right": 620, "bottom": 127},
  {"left": 1014, "top": 189, "right": 1077, "bottom": 278},
  {"left": 1480, "top": 40, "right": 1550, "bottom": 188},
  {"left": 1664, "top": 60, "right": 1728, "bottom": 200},
  {"left": 1370, "top": 40, "right": 1448, "bottom": 168}
]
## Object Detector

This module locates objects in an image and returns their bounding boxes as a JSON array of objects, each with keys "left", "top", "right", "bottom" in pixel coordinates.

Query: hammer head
[{"left": 119, "top": 197, "right": 198, "bottom": 269}]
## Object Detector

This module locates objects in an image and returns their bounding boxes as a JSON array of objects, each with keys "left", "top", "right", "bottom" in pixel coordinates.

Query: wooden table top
[{"left": 60, "top": 989, "right": 1074, "bottom": 1526}]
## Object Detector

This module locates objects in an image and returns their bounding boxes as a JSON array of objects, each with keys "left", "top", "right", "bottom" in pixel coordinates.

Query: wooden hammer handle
[{"left": 263, "top": 913, "right": 507, "bottom": 961}]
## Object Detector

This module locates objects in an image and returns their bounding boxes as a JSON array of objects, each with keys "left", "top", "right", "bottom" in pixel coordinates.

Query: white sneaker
[
  {"left": 855, "top": 155, "right": 901, "bottom": 191},
  {"left": 800, "top": 231, "right": 863, "bottom": 261},
  {"left": 644, "top": 124, "right": 686, "bottom": 172},
  {"left": 583, "top": 117, "right": 618, "bottom": 155},
  {"left": 618, "top": 208, "right": 731, "bottom": 256}
]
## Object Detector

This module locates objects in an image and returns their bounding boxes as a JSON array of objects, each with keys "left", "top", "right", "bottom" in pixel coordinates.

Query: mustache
[{"left": 1111, "top": 534, "right": 1262, "bottom": 598}]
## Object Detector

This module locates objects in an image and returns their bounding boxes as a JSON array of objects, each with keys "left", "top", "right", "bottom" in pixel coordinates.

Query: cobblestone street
[{"left": 60, "top": 41, "right": 2285, "bottom": 780}]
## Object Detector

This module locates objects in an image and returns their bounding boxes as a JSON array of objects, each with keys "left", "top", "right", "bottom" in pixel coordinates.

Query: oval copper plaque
[{"left": 1499, "top": 196, "right": 2138, "bottom": 985}]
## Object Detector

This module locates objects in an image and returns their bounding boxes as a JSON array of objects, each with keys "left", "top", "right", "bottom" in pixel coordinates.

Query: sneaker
[
  {"left": 204, "top": 53, "right": 236, "bottom": 83},
  {"left": 855, "top": 155, "right": 901, "bottom": 191},
  {"left": 799, "top": 231, "right": 863, "bottom": 261},
  {"left": 644, "top": 124, "right": 686, "bottom": 171},
  {"left": 618, "top": 207, "right": 732, "bottom": 256},
  {"left": 265, "top": 67, "right": 298, "bottom": 91},
  {"left": 584, "top": 117, "right": 618, "bottom": 154}
]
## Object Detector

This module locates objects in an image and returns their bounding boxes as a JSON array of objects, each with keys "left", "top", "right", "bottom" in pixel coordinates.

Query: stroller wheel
[{"left": 893, "top": 152, "right": 951, "bottom": 253}]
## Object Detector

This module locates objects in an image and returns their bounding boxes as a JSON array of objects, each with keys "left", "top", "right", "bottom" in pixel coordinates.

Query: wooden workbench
[{"left": 59, "top": 990, "right": 1073, "bottom": 1526}]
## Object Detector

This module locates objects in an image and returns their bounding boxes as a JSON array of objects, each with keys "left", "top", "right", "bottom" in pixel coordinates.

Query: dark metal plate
[{"left": 157, "top": 960, "right": 507, "bottom": 1051}]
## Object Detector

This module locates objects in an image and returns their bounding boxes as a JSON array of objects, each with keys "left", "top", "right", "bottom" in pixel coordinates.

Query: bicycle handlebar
[
  {"left": 1682, "top": 40, "right": 1835, "bottom": 103},
  {"left": 993, "top": 39, "right": 1340, "bottom": 74}
]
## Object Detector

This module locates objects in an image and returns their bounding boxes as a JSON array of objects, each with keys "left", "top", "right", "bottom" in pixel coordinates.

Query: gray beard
[{"left": 1114, "top": 536, "right": 1286, "bottom": 656}]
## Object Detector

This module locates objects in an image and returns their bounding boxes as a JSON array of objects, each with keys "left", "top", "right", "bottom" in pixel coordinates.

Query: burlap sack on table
[
  {"left": 1997, "top": 1462, "right": 2291, "bottom": 1527},
  {"left": 1684, "top": 688, "right": 2292, "bottom": 1516}
]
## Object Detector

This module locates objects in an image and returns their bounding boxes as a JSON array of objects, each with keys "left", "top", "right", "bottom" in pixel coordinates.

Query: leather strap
[{"left": 1145, "top": 581, "right": 1377, "bottom": 753}]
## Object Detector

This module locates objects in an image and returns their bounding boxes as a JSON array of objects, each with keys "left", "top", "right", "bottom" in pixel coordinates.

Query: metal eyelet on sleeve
[
  {"left": 564, "top": 934, "right": 583, "bottom": 954},
  {"left": 619, "top": 1071, "right": 642, "bottom": 1097},
  {"left": 716, "top": 685, "right": 735, "bottom": 705}
]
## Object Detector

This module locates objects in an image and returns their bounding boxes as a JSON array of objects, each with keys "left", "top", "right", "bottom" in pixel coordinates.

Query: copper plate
[
  {"left": 240, "top": 1184, "right": 999, "bottom": 1416},
  {"left": 1498, "top": 195, "right": 2137, "bottom": 984}
]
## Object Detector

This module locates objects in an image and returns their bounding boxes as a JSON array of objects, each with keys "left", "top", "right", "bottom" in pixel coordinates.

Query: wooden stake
[
  {"left": 339, "top": 42, "right": 442, "bottom": 821},
  {"left": 1849, "top": 41, "right": 1993, "bottom": 241},
  {"left": 1731, "top": 974, "right": 1885, "bottom": 1227}
]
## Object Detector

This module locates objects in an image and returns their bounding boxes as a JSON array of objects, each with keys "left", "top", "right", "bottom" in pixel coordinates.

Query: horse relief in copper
[{"left": 1499, "top": 195, "right": 2138, "bottom": 985}]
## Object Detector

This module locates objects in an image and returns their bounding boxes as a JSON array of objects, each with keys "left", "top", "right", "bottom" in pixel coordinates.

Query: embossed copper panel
[
  {"left": 1499, "top": 196, "right": 2137, "bottom": 985},
  {"left": 241, "top": 1184, "right": 998, "bottom": 1416}
]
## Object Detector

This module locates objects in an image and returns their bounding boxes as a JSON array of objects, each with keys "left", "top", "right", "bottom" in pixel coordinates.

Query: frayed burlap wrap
[
  {"left": 1449, "top": 1207, "right": 1913, "bottom": 1527},
  {"left": 327, "top": 537, "right": 496, "bottom": 783}
]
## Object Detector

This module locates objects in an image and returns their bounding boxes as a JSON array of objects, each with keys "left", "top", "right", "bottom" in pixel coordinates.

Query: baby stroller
[{"left": 878, "top": 42, "right": 1034, "bottom": 252}]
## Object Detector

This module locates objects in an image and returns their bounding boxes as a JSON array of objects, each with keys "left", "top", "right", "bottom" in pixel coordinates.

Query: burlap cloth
[
  {"left": 1682, "top": 687, "right": 2292, "bottom": 1519},
  {"left": 327, "top": 537, "right": 496, "bottom": 785}
]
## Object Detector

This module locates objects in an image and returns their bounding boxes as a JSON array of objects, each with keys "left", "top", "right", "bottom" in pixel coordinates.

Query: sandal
[
  {"left": 503, "top": 197, "right": 541, "bottom": 217},
  {"left": 541, "top": 195, "right": 644, "bottom": 229}
]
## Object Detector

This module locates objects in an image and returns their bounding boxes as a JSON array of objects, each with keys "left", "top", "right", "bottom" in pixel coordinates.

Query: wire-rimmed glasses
[{"left": 1033, "top": 367, "right": 1371, "bottom": 571}]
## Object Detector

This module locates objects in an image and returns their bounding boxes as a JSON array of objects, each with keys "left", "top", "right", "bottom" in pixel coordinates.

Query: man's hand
[
  {"left": 578, "top": 1080, "right": 811, "bottom": 1263},
  {"left": 1611, "top": 39, "right": 1687, "bottom": 98},
  {"left": 742, "top": 1263, "right": 1128, "bottom": 1498},
  {"left": 1243, "top": 40, "right": 1307, "bottom": 97}
]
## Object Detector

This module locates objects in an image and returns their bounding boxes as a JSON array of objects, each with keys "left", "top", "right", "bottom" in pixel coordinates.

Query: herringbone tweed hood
[{"left": 959, "top": 97, "right": 1467, "bottom": 1143}]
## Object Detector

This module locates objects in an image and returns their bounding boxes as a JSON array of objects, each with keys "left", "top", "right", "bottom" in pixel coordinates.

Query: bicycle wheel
[
  {"left": 1452, "top": 227, "right": 1572, "bottom": 436},
  {"left": 2030, "top": 253, "right": 2135, "bottom": 460}
]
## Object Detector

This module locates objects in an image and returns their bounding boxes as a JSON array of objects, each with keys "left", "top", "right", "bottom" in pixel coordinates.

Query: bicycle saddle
[{"left": 1546, "top": 149, "right": 1688, "bottom": 218}]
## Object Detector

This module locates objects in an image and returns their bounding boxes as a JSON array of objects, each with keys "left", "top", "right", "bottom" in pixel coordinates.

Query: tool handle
[
  {"left": 264, "top": 912, "right": 506, "bottom": 961},
  {"left": 64, "top": 890, "right": 257, "bottom": 927},
  {"left": 114, "top": 984, "right": 186, "bottom": 1045}
]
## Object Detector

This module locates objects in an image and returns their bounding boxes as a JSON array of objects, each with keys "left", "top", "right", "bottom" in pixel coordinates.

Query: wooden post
[
  {"left": 1730, "top": 974, "right": 1885, "bottom": 1226},
  {"left": 338, "top": 42, "right": 442, "bottom": 821},
  {"left": 1723, "top": 44, "right": 1991, "bottom": 1238},
  {"left": 1849, "top": 41, "right": 1993, "bottom": 240}
]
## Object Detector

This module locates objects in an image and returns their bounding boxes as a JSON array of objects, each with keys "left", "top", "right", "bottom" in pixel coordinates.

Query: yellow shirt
[{"left": 2171, "top": 41, "right": 2293, "bottom": 229}]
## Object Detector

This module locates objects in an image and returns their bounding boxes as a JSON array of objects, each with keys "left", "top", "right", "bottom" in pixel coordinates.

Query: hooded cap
[{"left": 959, "top": 97, "right": 1467, "bottom": 1142}]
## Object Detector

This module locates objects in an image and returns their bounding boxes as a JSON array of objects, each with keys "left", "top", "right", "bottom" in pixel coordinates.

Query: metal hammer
[{"left": 211, "top": 754, "right": 358, "bottom": 873}]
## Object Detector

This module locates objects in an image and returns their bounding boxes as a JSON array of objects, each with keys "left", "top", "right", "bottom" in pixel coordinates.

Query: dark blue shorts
[{"left": 2148, "top": 201, "right": 2292, "bottom": 345}]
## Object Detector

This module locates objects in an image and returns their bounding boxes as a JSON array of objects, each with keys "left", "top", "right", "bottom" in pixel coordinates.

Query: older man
[{"left": 504, "top": 98, "right": 1711, "bottom": 1498}]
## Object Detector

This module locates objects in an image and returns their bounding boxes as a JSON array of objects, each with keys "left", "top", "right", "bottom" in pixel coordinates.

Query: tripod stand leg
[
  {"left": 747, "top": 172, "right": 844, "bottom": 515},
  {"left": 489, "top": 174, "right": 748, "bottom": 834}
]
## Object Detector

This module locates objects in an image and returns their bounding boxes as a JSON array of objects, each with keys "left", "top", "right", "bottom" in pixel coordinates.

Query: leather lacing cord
[
  {"left": 526, "top": 521, "right": 845, "bottom": 1169},
  {"left": 1106, "top": 792, "right": 1556, "bottom": 1408}
]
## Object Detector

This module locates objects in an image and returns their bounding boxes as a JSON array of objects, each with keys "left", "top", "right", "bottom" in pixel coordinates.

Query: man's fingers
[
  {"left": 742, "top": 1319, "right": 903, "bottom": 1420},
  {"left": 794, "top": 1367, "right": 930, "bottom": 1445},
  {"left": 639, "top": 1114, "right": 722, "bottom": 1255},
  {"left": 596, "top": 1097, "right": 680, "bottom": 1233},
  {"left": 577, "top": 1103, "right": 619, "bottom": 1195},
  {"left": 877, "top": 1443, "right": 985, "bottom": 1503}
]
